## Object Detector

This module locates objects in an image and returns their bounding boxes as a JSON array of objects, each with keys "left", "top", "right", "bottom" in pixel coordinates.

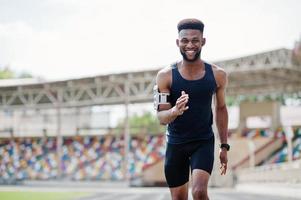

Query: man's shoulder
[
  {"left": 207, "top": 62, "right": 227, "bottom": 87},
  {"left": 156, "top": 63, "right": 176, "bottom": 87},
  {"left": 207, "top": 62, "right": 227, "bottom": 77},
  {"left": 157, "top": 63, "right": 176, "bottom": 77}
]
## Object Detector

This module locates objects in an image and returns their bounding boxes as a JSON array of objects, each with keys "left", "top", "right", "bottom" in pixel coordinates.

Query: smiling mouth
[{"left": 185, "top": 50, "right": 196, "bottom": 56}]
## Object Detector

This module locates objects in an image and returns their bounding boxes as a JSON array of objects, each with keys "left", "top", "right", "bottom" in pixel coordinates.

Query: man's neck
[{"left": 181, "top": 59, "right": 204, "bottom": 72}]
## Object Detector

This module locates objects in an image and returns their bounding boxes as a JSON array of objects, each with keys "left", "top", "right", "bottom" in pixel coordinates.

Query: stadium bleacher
[
  {"left": 0, "top": 134, "right": 165, "bottom": 182},
  {"left": 264, "top": 127, "right": 301, "bottom": 164},
  {"left": 1, "top": 127, "right": 300, "bottom": 184}
]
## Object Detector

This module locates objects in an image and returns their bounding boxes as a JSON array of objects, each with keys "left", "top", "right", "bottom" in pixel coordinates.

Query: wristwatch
[{"left": 220, "top": 143, "right": 230, "bottom": 151}]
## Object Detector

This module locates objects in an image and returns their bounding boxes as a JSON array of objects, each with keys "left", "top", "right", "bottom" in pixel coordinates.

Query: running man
[{"left": 154, "top": 18, "right": 229, "bottom": 200}]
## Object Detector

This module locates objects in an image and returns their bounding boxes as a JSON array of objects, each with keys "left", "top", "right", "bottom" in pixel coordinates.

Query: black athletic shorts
[{"left": 164, "top": 136, "right": 215, "bottom": 188}]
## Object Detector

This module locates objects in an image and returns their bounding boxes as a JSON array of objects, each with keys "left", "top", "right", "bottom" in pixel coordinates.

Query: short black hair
[{"left": 177, "top": 18, "right": 204, "bottom": 33}]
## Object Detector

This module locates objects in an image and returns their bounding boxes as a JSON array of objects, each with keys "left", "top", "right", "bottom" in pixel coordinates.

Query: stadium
[
  {"left": 1, "top": 42, "right": 301, "bottom": 199},
  {"left": 1, "top": 1, "right": 301, "bottom": 199}
]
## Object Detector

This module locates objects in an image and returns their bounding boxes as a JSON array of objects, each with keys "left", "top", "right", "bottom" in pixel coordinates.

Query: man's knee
[
  {"left": 171, "top": 196, "right": 188, "bottom": 200},
  {"left": 171, "top": 189, "right": 188, "bottom": 200},
  {"left": 171, "top": 193, "right": 188, "bottom": 200},
  {"left": 192, "top": 186, "right": 208, "bottom": 200}
]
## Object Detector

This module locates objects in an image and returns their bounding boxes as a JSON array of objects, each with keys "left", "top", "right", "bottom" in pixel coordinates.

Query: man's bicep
[
  {"left": 156, "top": 72, "right": 170, "bottom": 93},
  {"left": 215, "top": 69, "right": 228, "bottom": 108},
  {"left": 156, "top": 72, "right": 172, "bottom": 111},
  {"left": 215, "top": 86, "right": 226, "bottom": 108}
]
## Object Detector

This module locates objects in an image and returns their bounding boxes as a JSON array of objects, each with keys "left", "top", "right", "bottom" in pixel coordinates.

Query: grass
[{"left": 0, "top": 191, "right": 92, "bottom": 200}]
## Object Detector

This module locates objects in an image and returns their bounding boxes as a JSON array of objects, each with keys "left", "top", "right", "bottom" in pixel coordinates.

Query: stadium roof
[{"left": 0, "top": 48, "right": 300, "bottom": 109}]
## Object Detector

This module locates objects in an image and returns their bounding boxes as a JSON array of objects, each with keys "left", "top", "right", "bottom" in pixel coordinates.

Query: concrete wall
[
  {"left": 237, "top": 159, "right": 301, "bottom": 183},
  {"left": 238, "top": 101, "right": 281, "bottom": 133}
]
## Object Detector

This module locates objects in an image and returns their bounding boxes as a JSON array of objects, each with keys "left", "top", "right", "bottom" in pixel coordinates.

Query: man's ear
[
  {"left": 202, "top": 38, "right": 206, "bottom": 46},
  {"left": 176, "top": 39, "right": 179, "bottom": 47}
]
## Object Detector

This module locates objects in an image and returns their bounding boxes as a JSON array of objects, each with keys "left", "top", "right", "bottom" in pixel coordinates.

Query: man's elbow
[
  {"left": 216, "top": 104, "right": 227, "bottom": 111},
  {"left": 157, "top": 114, "right": 167, "bottom": 125},
  {"left": 158, "top": 116, "right": 168, "bottom": 125},
  {"left": 160, "top": 121, "right": 167, "bottom": 125}
]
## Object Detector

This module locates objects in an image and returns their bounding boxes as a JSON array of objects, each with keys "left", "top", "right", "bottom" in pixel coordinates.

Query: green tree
[
  {"left": 0, "top": 65, "right": 33, "bottom": 79},
  {"left": 0, "top": 66, "right": 14, "bottom": 79},
  {"left": 115, "top": 111, "right": 165, "bottom": 136}
]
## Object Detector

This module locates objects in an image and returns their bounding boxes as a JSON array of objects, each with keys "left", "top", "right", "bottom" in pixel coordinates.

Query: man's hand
[
  {"left": 219, "top": 148, "right": 228, "bottom": 175},
  {"left": 171, "top": 91, "right": 189, "bottom": 116}
]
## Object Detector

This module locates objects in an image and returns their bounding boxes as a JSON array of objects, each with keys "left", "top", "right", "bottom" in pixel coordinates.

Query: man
[{"left": 154, "top": 18, "right": 229, "bottom": 200}]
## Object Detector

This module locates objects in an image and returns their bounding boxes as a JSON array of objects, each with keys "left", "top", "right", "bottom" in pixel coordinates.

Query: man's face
[{"left": 177, "top": 29, "right": 205, "bottom": 62}]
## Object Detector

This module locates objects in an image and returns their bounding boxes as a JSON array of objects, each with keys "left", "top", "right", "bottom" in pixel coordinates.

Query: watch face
[{"left": 221, "top": 144, "right": 230, "bottom": 151}]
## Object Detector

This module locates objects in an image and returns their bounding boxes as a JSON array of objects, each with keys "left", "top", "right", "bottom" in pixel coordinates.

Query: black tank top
[{"left": 167, "top": 62, "right": 217, "bottom": 144}]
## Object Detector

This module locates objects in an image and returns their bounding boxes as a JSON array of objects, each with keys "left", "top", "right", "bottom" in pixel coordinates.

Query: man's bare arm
[
  {"left": 157, "top": 109, "right": 177, "bottom": 125},
  {"left": 214, "top": 67, "right": 229, "bottom": 175},
  {"left": 215, "top": 69, "right": 228, "bottom": 144},
  {"left": 156, "top": 69, "right": 188, "bottom": 125}
]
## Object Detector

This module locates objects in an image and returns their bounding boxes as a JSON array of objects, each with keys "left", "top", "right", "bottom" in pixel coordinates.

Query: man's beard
[{"left": 180, "top": 50, "right": 201, "bottom": 62}]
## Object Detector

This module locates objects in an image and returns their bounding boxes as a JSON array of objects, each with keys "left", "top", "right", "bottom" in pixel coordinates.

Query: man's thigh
[
  {"left": 164, "top": 142, "right": 190, "bottom": 188},
  {"left": 190, "top": 136, "right": 215, "bottom": 175}
]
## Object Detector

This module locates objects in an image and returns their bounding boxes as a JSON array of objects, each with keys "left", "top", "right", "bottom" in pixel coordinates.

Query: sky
[{"left": 0, "top": 0, "right": 300, "bottom": 80}]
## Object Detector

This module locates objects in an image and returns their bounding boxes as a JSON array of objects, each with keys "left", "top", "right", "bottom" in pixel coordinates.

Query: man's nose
[{"left": 186, "top": 41, "right": 194, "bottom": 48}]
